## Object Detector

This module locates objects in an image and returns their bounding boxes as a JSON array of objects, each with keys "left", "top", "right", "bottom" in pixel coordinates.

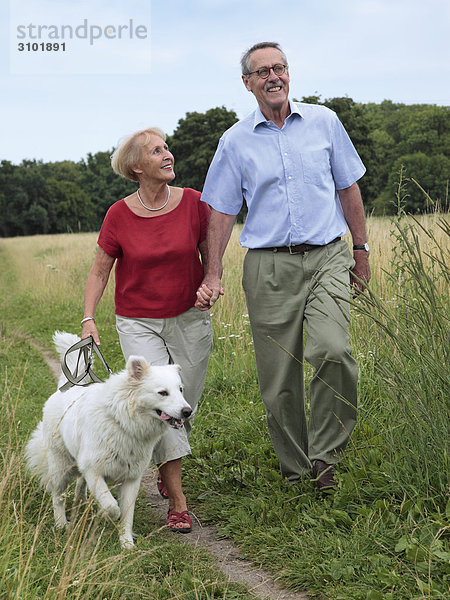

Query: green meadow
[{"left": 0, "top": 207, "right": 448, "bottom": 599}]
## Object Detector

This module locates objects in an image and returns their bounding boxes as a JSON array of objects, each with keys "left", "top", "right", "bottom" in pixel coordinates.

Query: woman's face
[{"left": 134, "top": 134, "right": 175, "bottom": 183}]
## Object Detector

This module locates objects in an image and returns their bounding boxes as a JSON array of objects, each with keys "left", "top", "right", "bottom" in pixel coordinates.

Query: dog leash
[{"left": 59, "top": 336, "right": 113, "bottom": 392}]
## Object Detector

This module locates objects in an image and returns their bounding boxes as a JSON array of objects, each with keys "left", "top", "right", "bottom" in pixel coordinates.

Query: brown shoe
[{"left": 312, "top": 460, "right": 337, "bottom": 491}]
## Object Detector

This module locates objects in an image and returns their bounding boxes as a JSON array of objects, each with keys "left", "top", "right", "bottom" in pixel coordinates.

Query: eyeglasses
[{"left": 246, "top": 63, "right": 288, "bottom": 79}]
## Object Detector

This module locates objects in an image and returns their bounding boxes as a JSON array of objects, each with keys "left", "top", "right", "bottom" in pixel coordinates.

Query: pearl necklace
[{"left": 136, "top": 186, "right": 170, "bottom": 211}]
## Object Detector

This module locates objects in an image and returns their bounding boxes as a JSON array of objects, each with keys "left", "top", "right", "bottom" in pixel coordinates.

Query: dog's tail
[
  {"left": 53, "top": 331, "right": 82, "bottom": 361},
  {"left": 53, "top": 331, "right": 91, "bottom": 388},
  {"left": 25, "top": 422, "right": 50, "bottom": 487}
]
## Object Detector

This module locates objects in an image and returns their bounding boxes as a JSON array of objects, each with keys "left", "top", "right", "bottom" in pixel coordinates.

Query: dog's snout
[{"left": 182, "top": 407, "right": 192, "bottom": 419}]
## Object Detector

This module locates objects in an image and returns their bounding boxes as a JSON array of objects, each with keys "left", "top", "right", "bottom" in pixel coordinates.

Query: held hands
[
  {"left": 351, "top": 251, "right": 371, "bottom": 296},
  {"left": 195, "top": 279, "right": 224, "bottom": 311}
]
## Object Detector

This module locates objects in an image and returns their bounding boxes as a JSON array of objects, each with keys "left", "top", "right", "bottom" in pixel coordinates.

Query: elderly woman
[{"left": 81, "top": 127, "right": 213, "bottom": 533}]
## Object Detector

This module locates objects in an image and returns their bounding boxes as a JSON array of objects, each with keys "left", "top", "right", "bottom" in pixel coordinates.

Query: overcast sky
[{"left": 1, "top": 0, "right": 449, "bottom": 165}]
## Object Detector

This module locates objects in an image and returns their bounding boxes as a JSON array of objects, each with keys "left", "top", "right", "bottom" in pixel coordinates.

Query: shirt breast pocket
[{"left": 301, "top": 150, "right": 331, "bottom": 186}]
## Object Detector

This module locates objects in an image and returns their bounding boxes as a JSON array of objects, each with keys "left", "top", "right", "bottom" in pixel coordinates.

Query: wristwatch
[{"left": 353, "top": 243, "right": 370, "bottom": 251}]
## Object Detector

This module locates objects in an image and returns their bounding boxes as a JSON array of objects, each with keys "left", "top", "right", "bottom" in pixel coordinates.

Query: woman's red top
[{"left": 97, "top": 188, "right": 210, "bottom": 318}]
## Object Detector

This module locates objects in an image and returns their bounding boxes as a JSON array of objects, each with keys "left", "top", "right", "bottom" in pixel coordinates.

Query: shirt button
[{"left": 288, "top": 176, "right": 292, "bottom": 180}]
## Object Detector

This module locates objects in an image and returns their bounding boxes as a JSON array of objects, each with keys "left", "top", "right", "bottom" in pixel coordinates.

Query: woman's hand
[
  {"left": 81, "top": 320, "right": 101, "bottom": 345},
  {"left": 82, "top": 247, "right": 115, "bottom": 344}
]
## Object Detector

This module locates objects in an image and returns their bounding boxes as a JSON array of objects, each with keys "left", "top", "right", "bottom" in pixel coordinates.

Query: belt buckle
[{"left": 289, "top": 244, "right": 303, "bottom": 255}]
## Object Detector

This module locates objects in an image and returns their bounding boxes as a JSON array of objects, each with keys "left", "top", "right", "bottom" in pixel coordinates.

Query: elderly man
[{"left": 196, "top": 41, "right": 370, "bottom": 491}]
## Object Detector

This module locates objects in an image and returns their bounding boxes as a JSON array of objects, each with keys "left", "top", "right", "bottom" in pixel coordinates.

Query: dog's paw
[
  {"left": 119, "top": 536, "right": 135, "bottom": 550},
  {"left": 54, "top": 518, "right": 69, "bottom": 529},
  {"left": 54, "top": 511, "right": 69, "bottom": 529},
  {"left": 104, "top": 503, "right": 121, "bottom": 521}
]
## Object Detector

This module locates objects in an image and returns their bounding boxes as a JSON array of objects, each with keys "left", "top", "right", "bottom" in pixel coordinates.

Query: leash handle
[{"left": 59, "top": 336, "right": 112, "bottom": 392}]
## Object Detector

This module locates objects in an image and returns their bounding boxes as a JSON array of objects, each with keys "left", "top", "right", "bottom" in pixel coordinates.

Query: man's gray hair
[{"left": 240, "top": 42, "right": 288, "bottom": 75}]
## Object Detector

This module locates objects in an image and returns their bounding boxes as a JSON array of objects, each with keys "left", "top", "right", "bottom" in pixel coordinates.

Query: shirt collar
[{"left": 253, "top": 99, "right": 303, "bottom": 129}]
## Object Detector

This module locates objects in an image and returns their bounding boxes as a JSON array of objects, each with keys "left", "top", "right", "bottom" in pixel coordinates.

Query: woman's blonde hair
[{"left": 110, "top": 126, "right": 167, "bottom": 182}]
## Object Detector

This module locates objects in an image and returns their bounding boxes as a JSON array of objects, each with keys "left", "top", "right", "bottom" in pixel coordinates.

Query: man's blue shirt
[{"left": 201, "top": 101, "right": 366, "bottom": 248}]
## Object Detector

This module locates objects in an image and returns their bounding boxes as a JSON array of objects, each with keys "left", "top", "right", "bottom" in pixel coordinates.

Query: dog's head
[{"left": 125, "top": 356, "right": 192, "bottom": 428}]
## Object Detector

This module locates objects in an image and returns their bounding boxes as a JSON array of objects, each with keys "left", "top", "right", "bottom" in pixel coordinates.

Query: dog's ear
[
  {"left": 127, "top": 356, "right": 150, "bottom": 381},
  {"left": 173, "top": 364, "right": 182, "bottom": 374}
]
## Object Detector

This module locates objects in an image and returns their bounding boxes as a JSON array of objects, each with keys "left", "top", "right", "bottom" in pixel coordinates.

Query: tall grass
[
  {"left": 0, "top": 205, "right": 449, "bottom": 599},
  {"left": 8, "top": 233, "right": 101, "bottom": 304},
  {"left": 350, "top": 214, "right": 449, "bottom": 501}
]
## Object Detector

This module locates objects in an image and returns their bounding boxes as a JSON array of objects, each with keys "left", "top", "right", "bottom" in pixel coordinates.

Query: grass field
[{"left": 0, "top": 210, "right": 448, "bottom": 599}]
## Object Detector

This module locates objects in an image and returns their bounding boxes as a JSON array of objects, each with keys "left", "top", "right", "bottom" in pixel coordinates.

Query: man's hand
[
  {"left": 195, "top": 208, "right": 235, "bottom": 310},
  {"left": 351, "top": 251, "right": 371, "bottom": 295},
  {"left": 337, "top": 183, "right": 371, "bottom": 296}
]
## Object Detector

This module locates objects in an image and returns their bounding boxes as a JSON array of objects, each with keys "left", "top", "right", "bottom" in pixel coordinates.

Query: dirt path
[
  {"left": 36, "top": 338, "right": 308, "bottom": 600},
  {"left": 141, "top": 470, "right": 308, "bottom": 600}
]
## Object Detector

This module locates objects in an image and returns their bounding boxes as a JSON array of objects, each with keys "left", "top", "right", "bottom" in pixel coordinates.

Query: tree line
[{"left": 1, "top": 99, "right": 448, "bottom": 237}]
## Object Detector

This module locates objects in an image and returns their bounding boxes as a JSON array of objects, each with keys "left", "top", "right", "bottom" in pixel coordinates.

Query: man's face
[{"left": 242, "top": 47, "right": 290, "bottom": 115}]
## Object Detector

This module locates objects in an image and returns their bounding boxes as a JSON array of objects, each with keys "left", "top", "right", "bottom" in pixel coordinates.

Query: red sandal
[
  {"left": 166, "top": 509, "right": 192, "bottom": 533},
  {"left": 157, "top": 472, "right": 169, "bottom": 499}
]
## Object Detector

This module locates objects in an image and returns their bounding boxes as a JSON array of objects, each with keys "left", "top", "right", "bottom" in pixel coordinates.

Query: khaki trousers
[
  {"left": 116, "top": 307, "right": 212, "bottom": 464},
  {"left": 242, "top": 240, "right": 358, "bottom": 480}
]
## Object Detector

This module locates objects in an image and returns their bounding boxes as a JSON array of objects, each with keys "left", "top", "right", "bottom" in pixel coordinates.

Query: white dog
[{"left": 26, "top": 331, "right": 192, "bottom": 548}]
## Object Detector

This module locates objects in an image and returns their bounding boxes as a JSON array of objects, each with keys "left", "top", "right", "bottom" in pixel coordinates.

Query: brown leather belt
[{"left": 259, "top": 237, "right": 341, "bottom": 255}]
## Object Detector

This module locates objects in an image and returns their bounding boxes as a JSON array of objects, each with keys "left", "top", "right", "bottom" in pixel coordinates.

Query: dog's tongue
[{"left": 159, "top": 411, "right": 171, "bottom": 421}]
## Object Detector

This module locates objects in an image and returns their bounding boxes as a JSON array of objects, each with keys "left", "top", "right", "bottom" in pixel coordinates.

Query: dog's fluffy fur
[{"left": 26, "top": 331, "right": 192, "bottom": 548}]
